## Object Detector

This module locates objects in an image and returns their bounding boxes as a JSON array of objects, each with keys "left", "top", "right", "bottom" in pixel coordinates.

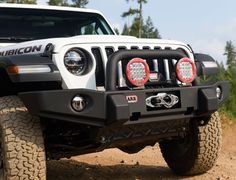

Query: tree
[
  {"left": 71, "top": 0, "right": 88, "bottom": 8},
  {"left": 128, "top": 17, "right": 141, "bottom": 37},
  {"left": 121, "top": 8, "right": 140, "bottom": 18},
  {"left": 122, "top": 16, "right": 161, "bottom": 39},
  {"left": 48, "top": 0, "right": 88, "bottom": 8},
  {"left": 122, "top": 0, "right": 161, "bottom": 38},
  {"left": 48, "top": 0, "right": 68, "bottom": 6},
  {"left": 142, "top": 16, "right": 161, "bottom": 39},
  {"left": 221, "top": 41, "right": 236, "bottom": 117},
  {"left": 136, "top": 0, "right": 147, "bottom": 38},
  {"left": 122, "top": 0, "right": 147, "bottom": 38},
  {"left": 113, "top": 28, "right": 120, "bottom": 35},
  {"left": 224, "top": 41, "right": 236, "bottom": 69},
  {"left": 2, "top": 0, "right": 36, "bottom": 4},
  {"left": 218, "top": 62, "right": 227, "bottom": 80},
  {"left": 122, "top": 23, "right": 130, "bottom": 35}
]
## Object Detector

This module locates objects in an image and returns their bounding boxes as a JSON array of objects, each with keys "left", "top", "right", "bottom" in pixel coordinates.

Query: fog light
[
  {"left": 216, "top": 87, "right": 222, "bottom": 99},
  {"left": 72, "top": 95, "right": 86, "bottom": 112}
]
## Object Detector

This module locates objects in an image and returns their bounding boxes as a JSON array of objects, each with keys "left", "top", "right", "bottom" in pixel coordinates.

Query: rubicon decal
[
  {"left": 126, "top": 95, "right": 138, "bottom": 103},
  {"left": 0, "top": 45, "right": 43, "bottom": 56}
]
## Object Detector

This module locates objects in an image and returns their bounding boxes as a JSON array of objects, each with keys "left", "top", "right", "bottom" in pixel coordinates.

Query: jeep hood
[{"left": 0, "top": 35, "right": 190, "bottom": 57}]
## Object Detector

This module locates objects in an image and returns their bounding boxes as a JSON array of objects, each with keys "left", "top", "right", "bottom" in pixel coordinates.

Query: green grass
[{"left": 219, "top": 109, "right": 236, "bottom": 122}]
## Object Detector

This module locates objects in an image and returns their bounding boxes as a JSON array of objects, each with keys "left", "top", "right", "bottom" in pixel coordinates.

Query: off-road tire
[
  {"left": 160, "top": 112, "right": 222, "bottom": 175},
  {"left": 0, "top": 96, "right": 46, "bottom": 180}
]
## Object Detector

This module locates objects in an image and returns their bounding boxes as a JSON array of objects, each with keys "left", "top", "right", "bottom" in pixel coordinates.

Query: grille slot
[
  {"left": 131, "top": 46, "right": 139, "bottom": 50},
  {"left": 92, "top": 45, "right": 190, "bottom": 89},
  {"left": 143, "top": 46, "right": 150, "bottom": 50},
  {"left": 91, "top": 48, "right": 105, "bottom": 86},
  {"left": 154, "top": 46, "right": 161, "bottom": 50},
  {"left": 165, "top": 47, "right": 172, "bottom": 50},
  {"left": 118, "top": 46, "right": 127, "bottom": 50},
  {"left": 105, "top": 47, "right": 114, "bottom": 58}
]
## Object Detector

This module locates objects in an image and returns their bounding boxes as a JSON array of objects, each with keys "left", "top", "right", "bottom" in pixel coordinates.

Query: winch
[{"left": 146, "top": 93, "right": 179, "bottom": 108}]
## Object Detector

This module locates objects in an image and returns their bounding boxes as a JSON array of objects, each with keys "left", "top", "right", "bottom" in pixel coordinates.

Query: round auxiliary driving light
[
  {"left": 72, "top": 96, "right": 86, "bottom": 112},
  {"left": 64, "top": 49, "right": 87, "bottom": 76},
  {"left": 176, "top": 58, "right": 196, "bottom": 83},
  {"left": 216, "top": 87, "right": 222, "bottom": 99},
  {"left": 126, "top": 58, "right": 149, "bottom": 87}
]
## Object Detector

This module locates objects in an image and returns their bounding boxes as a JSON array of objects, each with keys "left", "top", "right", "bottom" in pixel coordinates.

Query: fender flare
[
  {"left": 194, "top": 53, "right": 220, "bottom": 76},
  {"left": 0, "top": 54, "right": 61, "bottom": 83}
]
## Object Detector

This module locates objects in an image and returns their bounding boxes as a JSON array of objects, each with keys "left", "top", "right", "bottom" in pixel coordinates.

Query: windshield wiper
[{"left": 0, "top": 37, "right": 34, "bottom": 42}]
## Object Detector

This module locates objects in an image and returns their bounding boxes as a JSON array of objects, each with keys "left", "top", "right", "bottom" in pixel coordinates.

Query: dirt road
[{"left": 47, "top": 121, "right": 236, "bottom": 180}]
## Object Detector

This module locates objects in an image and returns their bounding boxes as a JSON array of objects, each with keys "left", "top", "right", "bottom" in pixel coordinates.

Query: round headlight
[
  {"left": 126, "top": 58, "right": 150, "bottom": 87},
  {"left": 64, "top": 49, "right": 87, "bottom": 76},
  {"left": 176, "top": 58, "right": 196, "bottom": 83}
]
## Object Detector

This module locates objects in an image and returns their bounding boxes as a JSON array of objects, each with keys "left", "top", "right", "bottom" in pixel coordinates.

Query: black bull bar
[{"left": 105, "top": 49, "right": 187, "bottom": 91}]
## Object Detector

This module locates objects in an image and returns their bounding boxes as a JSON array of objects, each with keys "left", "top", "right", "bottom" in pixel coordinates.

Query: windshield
[{"left": 0, "top": 7, "right": 114, "bottom": 42}]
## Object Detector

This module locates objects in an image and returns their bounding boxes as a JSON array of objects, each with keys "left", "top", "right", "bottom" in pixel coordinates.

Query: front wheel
[
  {"left": 160, "top": 112, "right": 222, "bottom": 175},
  {"left": 0, "top": 96, "right": 46, "bottom": 180}
]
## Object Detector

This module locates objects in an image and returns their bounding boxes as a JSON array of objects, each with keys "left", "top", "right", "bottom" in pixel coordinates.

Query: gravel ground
[{"left": 47, "top": 121, "right": 236, "bottom": 180}]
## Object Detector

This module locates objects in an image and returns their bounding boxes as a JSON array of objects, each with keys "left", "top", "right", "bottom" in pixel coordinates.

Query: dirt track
[{"left": 47, "top": 121, "right": 236, "bottom": 180}]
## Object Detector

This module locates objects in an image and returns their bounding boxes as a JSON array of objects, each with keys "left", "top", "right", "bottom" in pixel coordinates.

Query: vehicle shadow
[{"left": 47, "top": 159, "right": 184, "bottom": 180}]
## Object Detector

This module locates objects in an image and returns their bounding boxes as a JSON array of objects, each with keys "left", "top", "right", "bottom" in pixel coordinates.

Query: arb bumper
[{"left": 20, "top": 81, "right": 229, "bottom": 127}]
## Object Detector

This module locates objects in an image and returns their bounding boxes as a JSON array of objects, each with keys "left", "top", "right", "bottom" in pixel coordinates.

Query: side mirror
[{"left": 194, "top": 53, "right": 220, "bottom": 76}]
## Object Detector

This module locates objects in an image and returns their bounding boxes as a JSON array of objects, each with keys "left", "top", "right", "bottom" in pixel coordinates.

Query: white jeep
[{"left": 0, "top": 4, "right": 229, "bottom": 179}]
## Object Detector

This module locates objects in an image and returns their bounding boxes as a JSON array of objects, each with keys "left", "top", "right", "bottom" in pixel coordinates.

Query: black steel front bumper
[{"left": 19, "top": 81, "right": 229, "bottom": 127}]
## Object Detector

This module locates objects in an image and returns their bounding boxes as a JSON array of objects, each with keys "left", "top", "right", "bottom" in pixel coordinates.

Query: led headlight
[
  {"left": 176, "top": 58, "right": 196, "bottom": 83},
  {"left": 64, "top": 49, "right": 87, "bottom": 76},
  {"left": 126, "top": 58, "right": 149, "bottom": 86}
]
